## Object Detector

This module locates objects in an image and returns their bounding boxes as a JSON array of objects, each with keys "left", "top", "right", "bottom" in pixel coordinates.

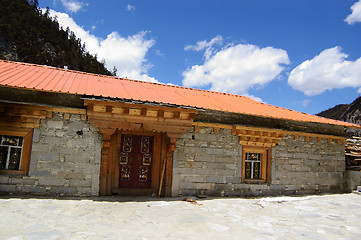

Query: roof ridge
[{"left": 0, "top": 59, "right": 254, "bottom": 101}]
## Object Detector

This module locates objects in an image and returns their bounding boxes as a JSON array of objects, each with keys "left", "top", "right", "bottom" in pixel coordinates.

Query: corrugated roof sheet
[{"left": 0, "top": 60, "right": 359, "bottom": 128}]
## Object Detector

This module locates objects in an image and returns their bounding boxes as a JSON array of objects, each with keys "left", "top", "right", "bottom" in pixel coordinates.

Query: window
[
  {"left": 0, "top": 129, "right": 33, "bottom": 175},
  {"left": 242, "top": 146, "right": 270, "bottom": 183},
  {"left": 0, "top": 135, "right": 23, "bottom": 170}
]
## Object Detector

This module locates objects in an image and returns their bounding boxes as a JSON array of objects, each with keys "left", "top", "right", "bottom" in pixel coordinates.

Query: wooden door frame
[{"left": 84, "top": 99, "right": 197, "bottom": 196}]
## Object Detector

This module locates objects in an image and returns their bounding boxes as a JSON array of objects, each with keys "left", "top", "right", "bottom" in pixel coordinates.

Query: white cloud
[
  {"left": 182, "top": 40, "right": 290, "bottom": 96},
  {"left": 345, "top": 0, "right": 361, "bottom": 25},
  {"left": 185, "top": 35, "right": 223, "bottom": 60},
  {"left": 48, "top": 10, "right": 157, "bottom": 82},
  {"left": 127, "top": 4, "right": 136, "bottom": 13},
  {"left": 288, "top": 47, "right": 361, "bottom": 96},
  {"left": 61, "top": 0, "right": 87, "bottom": 13}
]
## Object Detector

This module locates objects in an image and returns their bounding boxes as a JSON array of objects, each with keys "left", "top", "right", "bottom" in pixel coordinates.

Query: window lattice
[{"left": 0, "top": 135, "right": 23, "bottom": 170}]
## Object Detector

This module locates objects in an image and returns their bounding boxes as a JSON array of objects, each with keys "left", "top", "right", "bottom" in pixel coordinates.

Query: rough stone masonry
[
  {"left": 0, "top": 113, "right": 102, "bottom": 196},
  {"left": 172, "top": 126, "right": 346, "bottom": 197}
]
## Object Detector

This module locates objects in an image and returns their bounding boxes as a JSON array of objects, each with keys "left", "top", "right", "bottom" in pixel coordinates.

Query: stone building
[{"left": 0, "top": 60, "right": 359, "bottom": 197}]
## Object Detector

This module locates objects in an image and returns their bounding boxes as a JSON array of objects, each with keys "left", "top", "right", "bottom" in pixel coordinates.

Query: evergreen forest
[{"left": 0, "top": 0, "right": 114, "bottom": 76}]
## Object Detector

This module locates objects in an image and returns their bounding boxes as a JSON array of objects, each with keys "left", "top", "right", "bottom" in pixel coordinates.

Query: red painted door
[{"left": 119, "top": 135, "right": 153, "bottom": 188}]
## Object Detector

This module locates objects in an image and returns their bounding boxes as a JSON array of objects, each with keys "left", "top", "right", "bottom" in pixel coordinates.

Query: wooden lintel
[{"left": 193, "top": 122, "right": 345, "bottom": 142}]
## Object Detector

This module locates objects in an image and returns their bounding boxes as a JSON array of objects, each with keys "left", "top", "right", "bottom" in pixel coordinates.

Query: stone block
[
  {"left": 206, "top": 176, "right": 225, "bottom": 183},
  {"left": 50, "top": 186, "right": 78, "bottom": 195},
  {"left": 32, "top": 128, "right": 40, "bottom": 142},
  {"left": 213, "top": 156, "right": 234, "bottom": 163},
  {"left": 193, "top": 182, "right": 213, "bottom": 190},
  {"left": 77, "top": 187, "right": 92, "bottom": 196},
  {"left": 179, "top": 181, "right": 193, "bottom": 189},
  {"left": 37, "top": 153, "right": 59, "bottom": 162},
  {"left": 32, "top": 143, "right": 49, "bottom": 152},
  {"left": 250, "top": 184, "right": 269, "bottom": 191},
  {"left": 22, "top": 185, "right": 46, "bottom": 193},
  {"left": 10, "top": 177, "right": 36, "bottom": 185},
  {"left": 69, "top": 179, "right": 91, "bottom": 187},
  {"left": 225, "top": 177, "right": 241, "bottom": 184},
  {"left": 330, "top": 172, "right": 343, "bottom": 179},
  {"left": 47, "top": 120, "right": 64, "bottom": 129},
  {"left": 29, "top": 170, "right": 52, "bottom": 177},
  {"left": 0, "top": 175, "right": 9, "bottom": 184},
  {"left": 317, "top": 172, "right": 329, "bottom": 178},
  {"left": 294, "top": 153, "right": 309, "bottom": 159},
  {"left": 182, "top": 175, "right": 206, "bottom": 183},
  {"left": 91, "top": 174, "right": 100, "bottom": 196},
  {"left": 278, "top": 152, "right": 294, "bottom": 158},
  {"left": 38, "top": 177, "right": 66, "bottom": 186},
  {"left": 0, "top": 184, "right": 16, "bottom": 192},
  {"left": 214, "top": 183, "right": 233, "bottom": 190},
  {"left": 205, "top": 148, "right": 224, "bottom": 155}
]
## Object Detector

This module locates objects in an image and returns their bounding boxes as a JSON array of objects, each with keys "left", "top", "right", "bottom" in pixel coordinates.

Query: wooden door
[{"left": 119, "top": 135, "right": 153, "bottom": 188}]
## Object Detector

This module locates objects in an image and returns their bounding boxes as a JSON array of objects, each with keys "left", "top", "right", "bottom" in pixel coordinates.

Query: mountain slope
[{"left": 0, "top": 0, "right": 113, "bottom": 76}]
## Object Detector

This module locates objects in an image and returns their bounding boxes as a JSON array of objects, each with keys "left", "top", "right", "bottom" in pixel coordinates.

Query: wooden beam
[
  {"left": 213, "top": 127, "right": 219, "bottom": 134},
  {"left": 194, "top": 125, "right": 200, "bottom": 132}
]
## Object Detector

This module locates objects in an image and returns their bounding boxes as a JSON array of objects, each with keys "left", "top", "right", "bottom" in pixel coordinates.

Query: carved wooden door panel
[{"left": 119, "top": 135, "right": 153, "bottom": 188}]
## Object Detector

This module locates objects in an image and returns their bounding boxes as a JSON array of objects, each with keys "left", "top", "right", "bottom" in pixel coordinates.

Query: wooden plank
[
  {"left": 112, "top": 107, "right": 124, "bottom": 114},
  {"left": 129, "top": 108, "right": 141, "bottom": 116},
  {"left": 164, "top": 111, "right": 174, "bottom": 119},
  {"left": 93, "top": 105, "right": 106, "bottom": 112},
  {"left": 179, "top": 112, "right": 189, "bottom": 120},
  {"left": 146, "top": 110, "right": 158, "bottom": 117}
]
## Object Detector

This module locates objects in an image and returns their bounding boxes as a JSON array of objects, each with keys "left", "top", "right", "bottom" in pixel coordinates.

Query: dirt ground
[{"left": 1, "top": 193, "right": 360, "bottom": 240}]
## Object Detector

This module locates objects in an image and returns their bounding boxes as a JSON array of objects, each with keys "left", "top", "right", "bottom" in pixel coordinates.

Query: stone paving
[{"left": 1, "top": 193, "right": 360, "bottom": 239}]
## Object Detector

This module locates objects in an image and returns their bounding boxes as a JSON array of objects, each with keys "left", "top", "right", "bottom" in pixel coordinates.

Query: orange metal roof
[{"left": 0, "top": 60, "right": 359, "bottom": 128}]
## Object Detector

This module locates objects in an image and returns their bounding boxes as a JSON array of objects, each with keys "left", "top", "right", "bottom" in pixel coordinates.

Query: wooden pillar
[
  {"left": 164, "top": 138, "right": 177, "bottom": 197},
  {"left": 99, "top": 128, "right": 116, "bottom": 196}
]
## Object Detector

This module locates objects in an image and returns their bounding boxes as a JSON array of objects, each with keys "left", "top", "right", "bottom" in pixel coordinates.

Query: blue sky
[{"left": 38, "top": 0, "right": 361, "bottom": 115}]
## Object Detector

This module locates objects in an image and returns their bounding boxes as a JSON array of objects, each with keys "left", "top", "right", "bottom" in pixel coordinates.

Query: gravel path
[{"left": 1, "top": 193, "right": 360, "bottom": 239}]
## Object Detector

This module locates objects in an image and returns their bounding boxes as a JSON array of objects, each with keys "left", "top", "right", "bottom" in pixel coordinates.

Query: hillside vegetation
[{"left": 0, "top": 0, "right": 114, "bottom": 76}]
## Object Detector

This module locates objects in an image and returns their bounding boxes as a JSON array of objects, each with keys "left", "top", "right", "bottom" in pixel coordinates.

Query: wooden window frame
[
  {"left": 241, "top": 146, "right": 271, "bottom": 184},
  {"left": 0, "top": 128, "right": 33, "bottom": 175}
]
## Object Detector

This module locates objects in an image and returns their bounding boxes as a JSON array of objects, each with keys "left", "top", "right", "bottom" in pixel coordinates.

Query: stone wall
[
  {"left": 0, "top": 113, "right": 102, "bottom": 196},
  {"left": 345, "top": 170, "right": 361, "bottom": 192},
  {"left": 172, "top": 126, "right": 346, "bottom": 197},
  {"left": 271, "top": 135, "right": 346, "bottom": 195}
]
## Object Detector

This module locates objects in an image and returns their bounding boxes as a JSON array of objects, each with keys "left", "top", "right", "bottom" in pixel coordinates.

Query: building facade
[{"left": 0, "top": 60, "right": 359, "bottom": 197}]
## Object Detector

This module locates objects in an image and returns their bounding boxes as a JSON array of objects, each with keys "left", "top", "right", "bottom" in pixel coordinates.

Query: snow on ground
[{"left": 0, "top": 194, "right": 360, "bottom": 239}]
